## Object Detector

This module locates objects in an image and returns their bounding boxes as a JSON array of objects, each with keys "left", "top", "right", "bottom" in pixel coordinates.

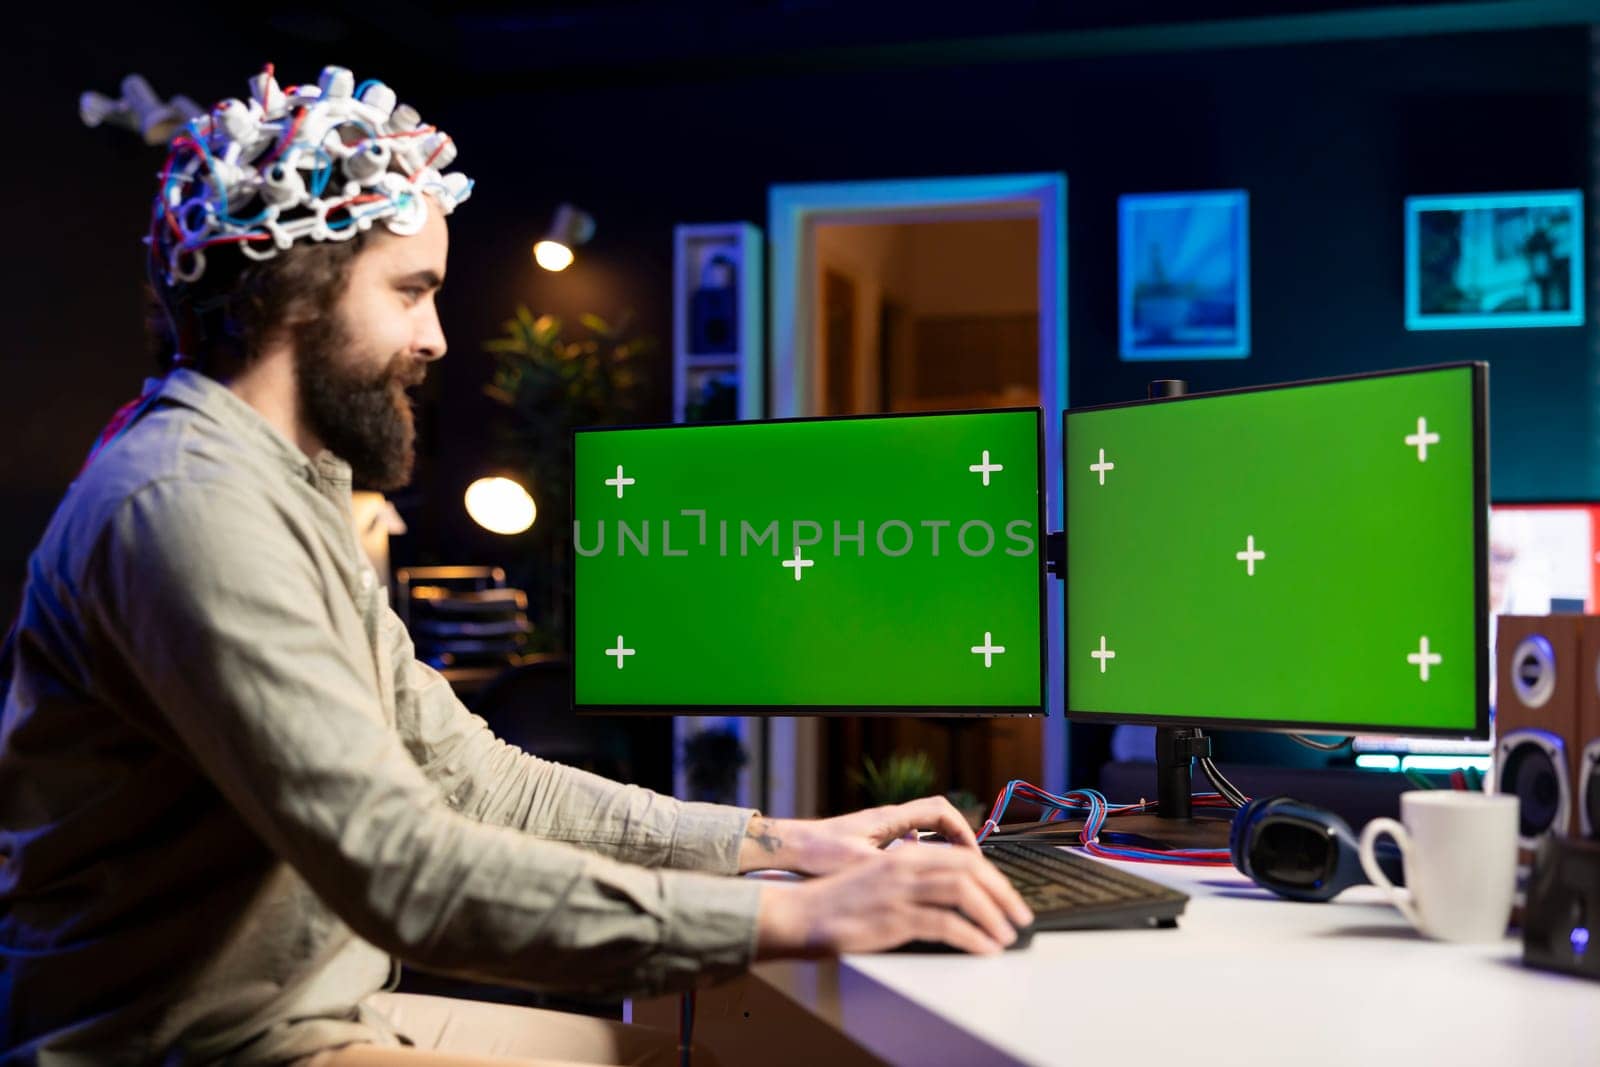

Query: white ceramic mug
[{"left": 1357, "top": 790, "right": 1520, "bottom": 942}]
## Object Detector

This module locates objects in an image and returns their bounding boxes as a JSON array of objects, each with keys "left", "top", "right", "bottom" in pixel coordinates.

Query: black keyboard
[{"left": 983, "top": 841, "right": 1189, "bottom": 932}]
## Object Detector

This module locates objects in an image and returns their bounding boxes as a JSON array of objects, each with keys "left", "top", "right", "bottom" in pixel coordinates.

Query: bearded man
[{"left": 0, "top": 65, "right": 1029, "bottom": 1066}]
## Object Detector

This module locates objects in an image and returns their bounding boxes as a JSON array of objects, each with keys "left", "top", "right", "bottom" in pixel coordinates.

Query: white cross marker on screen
[
  {"left": 1405, "top": 418, "right": 1440, "bottom": 462},
  {"left": 782, "top": 548, "right": 814, "bottom": 581},
  {"left": 969, "top": 450, "right": 1004, "bottom": 486},
  {"left": 606, "top": 636, "right": 635, "bottom": 669},
  {"left": 1407, "top": 637, "right": 1441, "bottom": 682},
  {"left": 1091, "top": 635, "right": 1116, "bottom": 673},
  {"left": 1090, "top": 449, "right": 1115, "bottom": 486},
  {"left": 1235, "top": 535, "right": 1266, "bottom": 576},
  {"left": 605, "top": 465, "right": 636, "bottom": 498},
  {"left": 971, "top": 632, "right": 1006, "bottom": 668}
]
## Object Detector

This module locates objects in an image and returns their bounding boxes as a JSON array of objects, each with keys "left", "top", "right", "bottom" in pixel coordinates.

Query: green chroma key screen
[
  {"left": 573, "top": 409, "right": 1046, "bottom": 713},
  {"left": 1064, "top": 363, "right": 1489, "bottom": 737}
]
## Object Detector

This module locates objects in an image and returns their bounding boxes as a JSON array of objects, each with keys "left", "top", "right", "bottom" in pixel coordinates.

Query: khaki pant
[{"left": 296, "top": 992, "right": 685, "bottom": 1067}]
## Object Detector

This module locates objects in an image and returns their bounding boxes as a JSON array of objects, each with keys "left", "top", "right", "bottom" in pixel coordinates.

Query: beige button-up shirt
[{"left": 0, "top": 369, "right": 760, "bottom": 1064}]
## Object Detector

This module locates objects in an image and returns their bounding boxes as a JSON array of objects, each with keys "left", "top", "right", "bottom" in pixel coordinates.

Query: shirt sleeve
[
  {"left": 382, "top": 608, "right": 756, "bottom": 874},
  {"left": 90, "top": 477, "right": 759, "bottom": 996}
]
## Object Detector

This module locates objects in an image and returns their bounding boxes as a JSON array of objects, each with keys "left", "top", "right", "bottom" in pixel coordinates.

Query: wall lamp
[
  {"left": 464, "top": 476, "right": 537, "bottom": 535},
  {"left": 533, "top": 203, "right": 595, "bottom": 272}
]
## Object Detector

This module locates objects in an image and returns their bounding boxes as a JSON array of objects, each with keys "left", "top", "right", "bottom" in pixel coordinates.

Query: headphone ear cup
[
  {"left": 1230, "top": 795, "right": 1292, "bottom": 873},
  {"left": 1238, "top": 797, "right": 1367, "bottom": 902}
]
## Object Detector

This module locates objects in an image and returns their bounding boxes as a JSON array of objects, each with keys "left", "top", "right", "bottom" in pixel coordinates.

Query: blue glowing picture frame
[
  {"left": 1404, "top": 190, "right": 1584, "bottom": 331},
  {"left": 1118, "top": 190, "right": 1250, "bottom": 361}
]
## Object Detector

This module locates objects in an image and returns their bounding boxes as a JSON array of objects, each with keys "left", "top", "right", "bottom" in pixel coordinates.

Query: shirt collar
[{"left": 152, "top": 368, "right": 355, "bottom": 492}]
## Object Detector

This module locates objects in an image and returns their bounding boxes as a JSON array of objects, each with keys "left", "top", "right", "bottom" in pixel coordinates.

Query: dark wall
[
  {"left": 433, "top": 24, "right": 1592, "bottom": 570},
  {"left": 4, "top": 17, "right": 1592, "bottom": 617},
  {"left": 434, "top": 26, "right": 1591, "bottom": 792},
  {"left": 0, "top": 11, "right": 463, "bottom": 614}
]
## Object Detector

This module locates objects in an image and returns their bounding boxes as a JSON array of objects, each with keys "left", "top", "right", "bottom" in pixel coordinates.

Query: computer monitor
[
  {"left": 1353, "top": 500, "right": 1598, "bottom": 767},
  {"left": 571, "top": 408, "right": 1047, "bottom": 715},
  {"left": 1061, "top": 363, "right": 1488, "bottom": 844},
  {"left": 1488, "top": 502, "right": 1600, "bottom": 617}
]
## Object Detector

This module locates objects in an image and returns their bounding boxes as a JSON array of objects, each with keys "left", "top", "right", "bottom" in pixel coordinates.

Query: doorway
[{"left": 765, "top": 174, "right": 1068, "bottom": 818}]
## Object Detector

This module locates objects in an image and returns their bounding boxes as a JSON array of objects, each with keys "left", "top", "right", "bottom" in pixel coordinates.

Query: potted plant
[
  {"left": 850, "top": 751, "right": 937, "bottom": 807},
  {"left": 481, "top": 307, "right": 654, "bottom": 648}
]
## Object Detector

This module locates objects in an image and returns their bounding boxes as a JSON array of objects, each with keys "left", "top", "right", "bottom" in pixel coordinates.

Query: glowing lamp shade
[
  {"left": 533, "top": 240, "right": 575, "bottom": 272},
  {"left": 464, "top": 476, "right": 536, "bottom": 535},
  {"left": 533, "top": 203, "right": 595, "bottom": 272}
]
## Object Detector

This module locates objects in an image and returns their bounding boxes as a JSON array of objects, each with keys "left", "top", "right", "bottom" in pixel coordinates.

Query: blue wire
[
  {"left": 183, "top": 133, "right": 271, "bottom": 230},
  {"left": 353, "top": 79, "right": 378, "bottom": 99},
  {"left": 185, "top": 133, "right": 230, "bottom": 216},
  {"left": 983, "top": 781, "right": 1228, "bottom": 864},
  {"left": 347, "top": 117, "right": 383, "bottom": 142},
  {"left": 310, "top": 146, "right": 334, "bottom": 198},
  {"left": 325, "top": 199, "right": 395, "bottom": 232}
]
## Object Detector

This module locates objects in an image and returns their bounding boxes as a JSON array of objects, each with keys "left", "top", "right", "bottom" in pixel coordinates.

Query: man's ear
[{"left": 277, "top": 293, "right": 324, "bottom": 331}]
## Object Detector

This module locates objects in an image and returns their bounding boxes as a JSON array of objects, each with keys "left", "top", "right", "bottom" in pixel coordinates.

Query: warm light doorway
[{"left": 765, "top": 174, "right": 1068, "bottom": 819}]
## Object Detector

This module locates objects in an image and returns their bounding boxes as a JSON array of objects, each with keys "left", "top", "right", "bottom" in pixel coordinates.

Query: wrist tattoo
[{"left": 746, "top": 817, "right": 783, "bottom": 855}]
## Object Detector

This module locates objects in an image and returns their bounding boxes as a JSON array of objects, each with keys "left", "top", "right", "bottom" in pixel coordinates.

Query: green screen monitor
[
  {"left": 1064, "top": 363, "right": 1489, "bottom": 740},
  {"left": 572, "top": 409, "right": 1047, "bottom": 714}
]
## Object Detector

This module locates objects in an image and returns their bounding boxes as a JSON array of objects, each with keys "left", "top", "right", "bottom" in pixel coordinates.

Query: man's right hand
[{"left": 754, "top": 842, "right": 1034, "bottom": 957}]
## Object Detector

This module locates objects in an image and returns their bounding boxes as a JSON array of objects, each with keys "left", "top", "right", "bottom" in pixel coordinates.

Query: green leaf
[
  {"left": 533, "top": 314, "right": 562, "bottom": 347},
  {"left": 850, "top": 751, "right": 936, "bottom": 806}
]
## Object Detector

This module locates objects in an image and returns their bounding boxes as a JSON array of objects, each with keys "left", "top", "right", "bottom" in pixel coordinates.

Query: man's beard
[{"left": 293, "top": 315, "right": 424, "bottom": 491}]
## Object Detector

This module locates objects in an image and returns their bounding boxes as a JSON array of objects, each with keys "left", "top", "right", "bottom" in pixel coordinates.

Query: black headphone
[{"left": 1230, "top": 795, "right": 1404, "bottom": 902}]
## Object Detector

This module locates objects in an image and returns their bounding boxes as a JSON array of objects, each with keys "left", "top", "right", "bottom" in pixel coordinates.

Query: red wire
[
  {"left": 983, "top": 779, "right": 1242, "bottom": 866},
  {"left": 80, "top": 392, "right": 155, "bottom": 474},
  {"left": 1084, "top": 843, "right": 1233, "bottom": 867},
  {"left": 378, "top": 126, "right": 437, "bottom": 141},
  {"left": 156, "top": 170, "right": 183, "bottom": 240},
  {"left": 196, "top": 234, "right": 271, "bottom": 248},
  {"left": 421, "top": 133, "right": 453, "bottom": 170},
  {"left": 261, "top": 107, "right": 307, "bottom": 166}
]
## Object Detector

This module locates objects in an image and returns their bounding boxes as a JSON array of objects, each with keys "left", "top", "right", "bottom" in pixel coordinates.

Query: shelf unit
[{"left": 672, "top": 223, "right": 764, "bottom": 423}]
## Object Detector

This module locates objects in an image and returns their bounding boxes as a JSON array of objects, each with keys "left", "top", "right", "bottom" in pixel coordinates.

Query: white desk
[{"left": 633, "top": 855, "right": 1600, "bottom": 1066}]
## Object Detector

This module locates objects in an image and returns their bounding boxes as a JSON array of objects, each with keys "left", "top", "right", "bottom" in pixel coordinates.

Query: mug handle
[{"left": 1359, "top": 817, "right": 1420, "bottom": 929}]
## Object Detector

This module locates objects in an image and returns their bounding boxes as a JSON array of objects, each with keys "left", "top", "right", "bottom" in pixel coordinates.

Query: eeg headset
[
  {"left": 146, "top": 63, "right": 473, "bottom": 287},
  {"left": 76, "top": 63, "right": 472, "bottom": 471}
]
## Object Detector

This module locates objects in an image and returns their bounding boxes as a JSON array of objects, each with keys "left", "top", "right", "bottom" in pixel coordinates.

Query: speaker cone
[{"left": 1496, "top": 728, "right": 1570, "bottom": 846}]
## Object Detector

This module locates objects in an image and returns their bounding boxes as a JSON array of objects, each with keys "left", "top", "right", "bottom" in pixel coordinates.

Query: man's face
[{"left": 294, "top": 197, "right": 449, "bottom": 490}]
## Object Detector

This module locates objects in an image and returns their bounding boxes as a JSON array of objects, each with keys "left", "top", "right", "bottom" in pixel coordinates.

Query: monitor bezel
[
  {"left": 570, "top": 405, "right": 1050, "bottom": 717},
  {"left": 1061, "top": 361, "right": 1490, "bottom": 740}
]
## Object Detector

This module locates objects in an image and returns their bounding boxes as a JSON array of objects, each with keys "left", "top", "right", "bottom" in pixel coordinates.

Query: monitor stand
[
  {"left": 999, "top": 727, "right": 1235, "bottom": 851},
  {"left": 1009, "top": 376, "right": 1234, "bottom": 853}
]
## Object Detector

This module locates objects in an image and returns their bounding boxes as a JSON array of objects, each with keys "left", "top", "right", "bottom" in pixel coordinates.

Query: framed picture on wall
[
  {"left": 1405, "top": 190, "right": 1584, "bottom": 331},
  {"left": 1118, "top": 189, "right": 1250, "bottom": 360}
]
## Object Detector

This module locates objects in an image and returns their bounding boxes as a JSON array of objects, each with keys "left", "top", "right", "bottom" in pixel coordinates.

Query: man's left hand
[{"left": 738, "top": 796, "right": 981, "bottom": 876}]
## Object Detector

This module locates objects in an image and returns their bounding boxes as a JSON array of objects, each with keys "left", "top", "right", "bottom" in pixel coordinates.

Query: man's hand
[
  {"left": 738, "top": 796, "right": 980, "bottom": 876},
  {"left": 755, "top": 842, "right": 1034, "bottom": 957}
]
